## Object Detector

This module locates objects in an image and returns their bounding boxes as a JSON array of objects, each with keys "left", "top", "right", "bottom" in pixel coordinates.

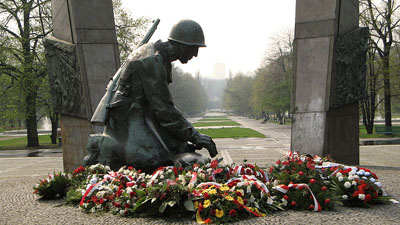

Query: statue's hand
[{"left": 193, "top": 133, "right": 218, "bottom": 158}]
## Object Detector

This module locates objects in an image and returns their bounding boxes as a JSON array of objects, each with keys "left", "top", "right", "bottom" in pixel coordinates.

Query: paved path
[{"left": 0, "top": 114, "right": 399, "bottom": 224}]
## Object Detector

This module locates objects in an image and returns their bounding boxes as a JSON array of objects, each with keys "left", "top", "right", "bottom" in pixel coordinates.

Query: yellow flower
[
  {"left": 194, "top": 201, "right": 199, "bottom": 209},
  {"left": 237, "top": 196, "right": 244, "bottom": 205},
  {"left": 225, "top": 195, "right": 234, "bottom": 201},
  {"left": 208, "top": 189, "right": 217, "bottom": 195},
  {"left": 215, "top": 209, "right": 224, "bottom": 218},
  {"left": 219, "top": 186, "right": 229, "bottom": 192},
  {"left": 203, "top": 199, "right": 211, "bottom": 208}
]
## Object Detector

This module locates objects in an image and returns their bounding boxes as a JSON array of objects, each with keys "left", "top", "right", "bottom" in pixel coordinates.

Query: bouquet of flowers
[{"left": 33, "top": 172, "right": 70, "bottom": 199}]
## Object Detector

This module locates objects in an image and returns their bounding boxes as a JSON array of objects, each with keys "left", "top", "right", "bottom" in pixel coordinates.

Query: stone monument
[
  {"left": 44, "top": 0, "right": 120, "bottom": 172},
  {"left": 291, "top": 0, "right": 368, "bottom": 165}
]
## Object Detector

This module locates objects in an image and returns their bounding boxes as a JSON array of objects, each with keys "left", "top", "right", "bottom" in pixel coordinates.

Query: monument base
[{"left": 60, "top": 115, "right": 91, "bottom": 172}]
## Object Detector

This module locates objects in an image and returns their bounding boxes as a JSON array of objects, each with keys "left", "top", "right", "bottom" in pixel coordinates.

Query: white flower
[
  {"left": 90, "top": 177, "right": 98, "bottom": 184},
  {"left": 159, "top": 175, "right": 164, "bottom": 180},
  {"left": 188, "top": 183, "right": 194, "bottom": 189},
  {"left": 358, "top": 194, "right": 365, "bottom": 200},
  {"left": 205, "top": 163, "right": 211, "bottom": 168},
  {"left": 370, "top": 178, "right": 376, "bottom": 183},
  {"left": 126, "top": 187, "right": 132, "bottom": 194},
  {"left": 342, "top": 195, "right": 348, "bottom": 200},
  {"left": 126, "top": 200, "right": 131, "bottom": 205},
  {"left": 96, "top": 204, "right": 102, "bottom": 209},
  {"left": 35, "top": 184, "right": 39, "bottom": 188},
  {"left": 207, "top": 168, "right": 213, "bottom": 173},
  {"left": 375, "top": 181, "right": 382, "bottom": 188},
  {"left": 362, "top": 176, "right": 368, "bottom": 180},
  {"left": 83, "top": 203, "right": 89, "bottom": 208},
  {"left": 186, "top": 172, "right": 192, "bottom": 178},
  {"left": 281, "top": 198, "right": 288, "bottom": 206},
  {"left": 365, "top": 172, "right": 371, "bottom": 176},
  {"left": 336, "top": 172, "right": 343, "bottom": 177},
  {"left": 96, "top": 191, "right": 106, "bottom": 199},
  {"left": 90, "top": 207, "right": 96, "bottom": 213},
  {"left": 120, "top": 210, "right": 125, "bottom": 216},
  {"left": 104, "top": 166, "right": 111, "bottom": 171},
  {"left": 158, "top": 182, "right": 163, "bottom": 186},
  {"left": 344, "top": 181, "right": 351, "bottom": 188},
  {"left": 167, "top": 169, "right": 172, "bottom": 174},
  {"left": 349, "top": 170, "right": 356, "bottom": 176},
  {"left": 194, "top": 167, "right": 198, "bottom": 172},
  {"left": 247, "top": 185, "right": 251, "bottom": 193},
  {"left": 352, "top": 181, "right": 357, "bottom": 186},
  {"left": 338, "top": 176, "right": 344, "bottom": 182}
]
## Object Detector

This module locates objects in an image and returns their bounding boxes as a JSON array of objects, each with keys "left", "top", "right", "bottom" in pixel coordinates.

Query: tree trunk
[
  {"left": 383, "top": 57, "right": 392, "bottom": 127},
  {"left": 26, "top": 92, "right": 39, "bottom": 147},
  {"left": 50, "top": 113, "right": 59, "bottom": 144}
]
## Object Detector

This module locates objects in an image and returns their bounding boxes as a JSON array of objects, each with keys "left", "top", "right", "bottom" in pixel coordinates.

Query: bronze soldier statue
[{"left": 84, "top": 19, "right": 217, "bottom": 172}]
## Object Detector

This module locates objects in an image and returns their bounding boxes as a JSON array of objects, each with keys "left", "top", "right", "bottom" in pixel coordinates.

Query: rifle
[{"left": 90, "top": 19, "right": 160, "bottom": 125}]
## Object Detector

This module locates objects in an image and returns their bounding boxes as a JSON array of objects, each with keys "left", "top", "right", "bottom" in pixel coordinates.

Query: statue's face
[{"left": 178, "top": 45, "right": 199, "bottom": 64}]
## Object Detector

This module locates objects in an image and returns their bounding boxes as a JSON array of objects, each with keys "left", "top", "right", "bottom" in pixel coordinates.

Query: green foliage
[
  {"left": 192, "top": 121, "right": 240, "bottom": 127},
  {"left": 33, "top": 172, "right": 71, "bottom": 199},
  {"left": 223, "top": 73, "right": 253, "bottom": 116},
  {"left": 169, "top": 66, "right": 208, "bottom": 116},
  {"left": 198, "top": 127, "right": 265, "bottom": 138},
  {"left": 359, "top": 124, "right": 400, "bottom": 138},
  {"left": 198, "top": 118, "right": 231, "bottom": 121},
  {"left": 112, "top": 0, "right": 151, "bottom": 62}
]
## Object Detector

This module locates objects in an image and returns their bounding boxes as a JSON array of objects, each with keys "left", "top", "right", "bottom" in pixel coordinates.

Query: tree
[
  {"left": 360, "top": 0, "right": 400, "bottom": 127},
  {"left": 113, "top": 0, "right": 151, "bottom": 62},
  {"left": 0, "top": 0, "right": 52, "bottom": 147},
  {"left": 169, "top": 66, "right": 207, "bottom": 116},
  {"left": 250, "top": 29, "right": 293, "bottom": 124},
  {"left": 223, "top": 72, "right": 253, "bottom": 116}
]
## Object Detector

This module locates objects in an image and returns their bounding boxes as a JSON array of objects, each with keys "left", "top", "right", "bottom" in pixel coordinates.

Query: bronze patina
[{"left": 84, "top": 20, "right": 217, "bottom": 172}]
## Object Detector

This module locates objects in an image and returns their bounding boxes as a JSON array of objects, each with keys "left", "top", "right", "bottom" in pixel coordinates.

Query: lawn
[
  {"left": 359, "top": 124, "right": 400, "bottom": 138},
  {"left": 197, "top": 118, "right": 232, "bottom": 122},
  {"left": 0, "top": 135, "right": 59, "bottom": 150},
  {"left": 192, "top": 121, "right": 241, "bottom": 127},
  {"left": 198, "top": 127, "right": 265, "bottom": 138}
]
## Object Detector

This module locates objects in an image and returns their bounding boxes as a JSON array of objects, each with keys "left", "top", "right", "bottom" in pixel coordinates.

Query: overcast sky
[{"left": 121, "top": 0, "right": 296, "bottom": 78}]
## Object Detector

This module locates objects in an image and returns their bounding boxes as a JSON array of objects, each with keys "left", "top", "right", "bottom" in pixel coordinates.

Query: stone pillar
[
  {"left": 46, "top": 0, "right": 120, "bottom": 172},
  {"left": 291, "top": 0, "right": 368, "bottom": 165}
]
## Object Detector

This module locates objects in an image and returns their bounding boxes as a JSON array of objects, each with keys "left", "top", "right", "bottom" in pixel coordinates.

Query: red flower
[
  {"left": 129, "top": 191, "right": 137, "bottom": 198},
  {"left": 214, "top": 168, "right": 223, "bottom": 174},
  {"left": 116, "top": 190, "right": 123, "bottom": 197},
  {"left": 238, "top": 205, "right": 244, "bottom": 211},
  {"left": 291, "top": 201, "right": 297, "bottom": 206},
  {"left": 298, "top": 171, "right": 304, "bottom": 176},
  {"left": 204, "top": 193, "right": 209, "bottom": 199},
  {"left": 309, "top": 179, "right": 316, "bottom": 184},
  {"left": 124, "top": 203, "right": 130, "bottom": 209},
  {"left": 282, "top": 161, "right": 290, "bottom": 166},
  {"left": 309, "top": 204, "right": 314, "bottom": 210},
  {"left": 321, "top": 186, "right": 327, "bottom": 191},
  {"left": 269, "top": 167, "right": 274, "bottom": 173},
  {"left": 365, "top": 194, "right": 372, "bottom": 202},
  {"left": 283, "top": 195, "right": 289, "bottom": 200},
  {"left": 141, "top": 183, "right": 146, "bottom": 188},
  {"left": 99, "top": 198, "right": 105, "bottom": 204},
  {"left": 246, "top": 164, "right": 256, "bottom": 169},
  {"left": 198, "top": 203, "right": 204, "bottom": 212},
  {"left": 243, "top": 198, "right": 248, "bottom": 205},
  {"left": 297, "top": 160, "right": 303, "bottom": 165},
  {"left": 137, "top": 169, "right": 142, "bottom": 174},
  {"left": 275, "top": 160, "right": 281, "bottom": 164},
  {"left": 179, "top": 167, "right": 183, "bottom": 172},
  {"left": 113, "top": 202, "right": 121, "bottom": 208},
  {"left": 173, "top": 167, "right": 178, "bottom": 176},
  {"left": 245, "top": 168, "right": 253, "bottom": 175},
  {"left": 210, "top": 209, "right": 216, "bottom": 215},
  {"left": 236, "top": 191, "right": 243, "bottom": 197},
  {"left": 298, "top": 185, "right": 304, "bottom": 190},
  {"left": 204, "top": 218, "right": 212, "bottom": 224},
  {"left": 324, "top": 199, "right": 330, "bottom": 204},
  {"left": 229, "top": 209, "right": 238, "bottom": 216},
  {"left": 159, "top": 193, "right": 166, "bottom": 200},
  {"left": 210, "top": 160, "right": 218, "bottom": 168},
  {"left": 91, "top": 195, "right": 98, "bottom": 203},
  {"left": 306, "top": 161, "right": 315, "bottom": 170},
  {"left": 128, "top": 166, "right": 133, "bottom": 170}
]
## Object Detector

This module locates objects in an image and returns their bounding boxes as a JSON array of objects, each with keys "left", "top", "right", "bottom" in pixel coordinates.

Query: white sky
[{"left": 121, "top": 0, "right": 296, "bottom": 78}]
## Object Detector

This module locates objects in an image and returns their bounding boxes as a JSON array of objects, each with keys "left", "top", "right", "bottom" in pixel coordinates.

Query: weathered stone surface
[
  {"left": 295, "top": 20, "right": 336, "bottom": 39},
  {"left": 291, "top": 112, "right": 326, "bottom": 156},
  {"left": 295, "top": 0, "right": 338, "bottom": 23},
  {"left": 338, "top": 0, "right": 359, "bottom": 35},
  {"left": 330, "top": 27, "right": 369, "bottom": 109},
  {"left": 51, "top": 0, "right": 73, "bottom": 43},
  {"left": 293, "top": 37, "right": 332, "bottom": 113},
  {"left": 44, "top": 37, "right": 87, "bottom": 119},
  {"left": 60, "top": 115, "right": 91, "bottom": 172}
]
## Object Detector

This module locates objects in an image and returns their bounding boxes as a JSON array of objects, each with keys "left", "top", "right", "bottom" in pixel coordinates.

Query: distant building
[{"left": 213, "top": 62, "right": 226, "bottom": 79}]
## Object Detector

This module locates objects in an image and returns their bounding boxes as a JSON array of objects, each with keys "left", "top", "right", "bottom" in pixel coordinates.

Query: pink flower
[{"left": 298, "top": 171, "right": 304, "bottom": 176}]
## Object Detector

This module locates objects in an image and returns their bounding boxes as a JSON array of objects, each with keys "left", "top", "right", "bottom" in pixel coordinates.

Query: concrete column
[
  {"left": 49, "top": 0, "right": 120, "bottom": 172},
  {"left": 291, "top": 0, "right": 367, "bottom": 165}
]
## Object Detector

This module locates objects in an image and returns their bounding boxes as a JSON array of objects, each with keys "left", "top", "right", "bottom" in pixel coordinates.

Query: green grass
[
  {"left": 202, "top": 116, "right": 228, "bottom": 119},
  {"left": 198, "top": 118, "right": 232, "bottom": 122},
  {"left": 199, "top": 127, "right": 265, "bottom": 139},
  {"left": 359, "top": 124, "right": 400, "bottom": 138},
  {"left": 192, "top": 121, "right": 241, "bottom": 127},
  {"left": 0, "top": 135, "right": 59, "bottom": 150}
]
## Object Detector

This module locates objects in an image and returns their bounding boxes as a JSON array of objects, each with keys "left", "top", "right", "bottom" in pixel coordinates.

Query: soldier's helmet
[{"left": 168, "top": 19, "right": 206, "bottom": 47}]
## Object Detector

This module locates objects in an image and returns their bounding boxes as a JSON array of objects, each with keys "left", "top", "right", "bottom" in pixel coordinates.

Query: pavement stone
[{"left": 0, "top": 115, "right": 399, "bottom": 224}]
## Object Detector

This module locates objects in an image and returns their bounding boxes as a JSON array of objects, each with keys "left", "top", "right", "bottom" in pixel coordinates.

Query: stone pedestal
[
  {"left": 46, "top": 0, "right": 120, "bottom": 172},
  {"left": 291, "top": 0, "right": 367, "bottom": 165}
]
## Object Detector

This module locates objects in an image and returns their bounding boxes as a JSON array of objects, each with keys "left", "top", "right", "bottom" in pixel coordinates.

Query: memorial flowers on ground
[{"left": 33, "top": 151, "right": 395, "bottom": 224}]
